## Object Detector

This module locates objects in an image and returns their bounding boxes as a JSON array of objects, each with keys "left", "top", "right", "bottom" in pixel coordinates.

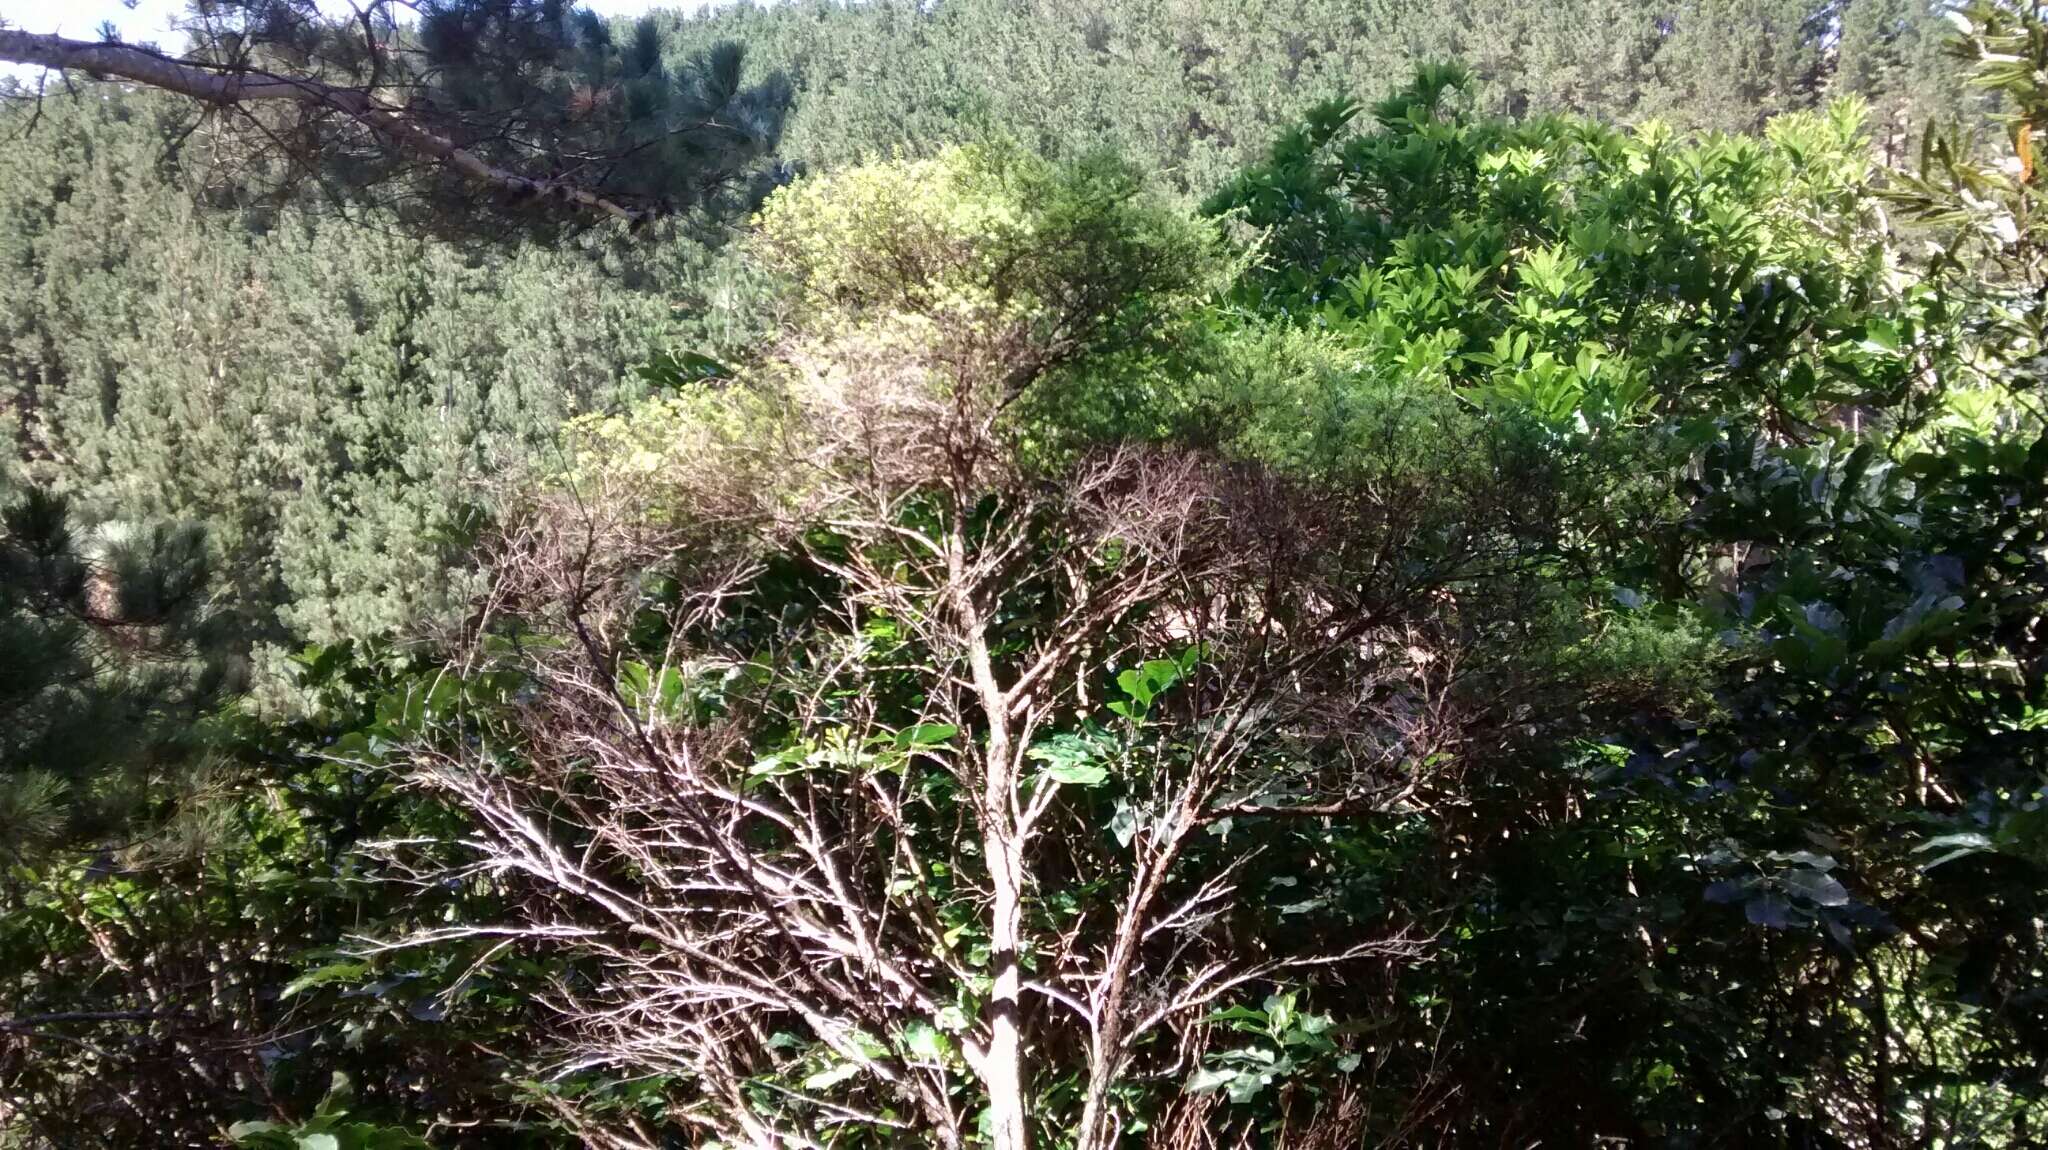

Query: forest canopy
[{"left": 1, "top": 1, "right": 2045, "bottom": 1148}]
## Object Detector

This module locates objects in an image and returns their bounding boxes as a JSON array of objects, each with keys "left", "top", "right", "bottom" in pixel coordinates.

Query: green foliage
[
  {"left": 19, "top": 0, "right": 796, "bottom": 234},
  {"left": 400, "top": 2, "right": 791, "bottom": 219},
  {"left": 1209, "top": 72, "right": 1905, "bottom": 438},
  {"left": 757, "top": 143, "right": 1226, "bottom": 330},
  {"left": 0, "top": 88, "right": 711, "bottom": 671},
  {"left": 1187, "top": 991, "right": 1353, "bottom": 1105},
  {"left": 3, "top": 5, "right": 2045, "bottom": 1148},
  {"left": 0, "top": 0, "right": 1980, "bottom": 670},
  {"left": 754, "top": 142, "right": 1228, "bottom": 459},
  {"left": 664, "top": 0, "right": 1972, "bottom": 197},
  {"left": 1189, "top": 32, "right": 2047, "bottom": 1146},
  {"left": 0, "top": 639, "right": 555, "bottom": 1146},
  {"left": 0, "top": 477, "right": 218, "bottom": 853},
  {"left": 229, "top": 1074, "right": 432, "bottom": 1150}
]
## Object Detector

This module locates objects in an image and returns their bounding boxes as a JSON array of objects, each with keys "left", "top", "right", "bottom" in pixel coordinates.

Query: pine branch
[{"left": 0, "top": 28, "right": 652, "bottom": 226}]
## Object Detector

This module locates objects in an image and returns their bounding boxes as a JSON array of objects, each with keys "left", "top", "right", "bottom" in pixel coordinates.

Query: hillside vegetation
[{"left": 1, "top": 2, "right": 2043, "bottom": 1148}]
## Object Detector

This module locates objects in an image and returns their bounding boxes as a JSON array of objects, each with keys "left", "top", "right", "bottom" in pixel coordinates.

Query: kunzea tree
[{"left": 340, "top": 142, "right": 1599, "bottom": 1148}]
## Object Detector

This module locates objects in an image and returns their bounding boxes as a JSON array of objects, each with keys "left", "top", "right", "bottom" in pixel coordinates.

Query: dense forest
[{"left": 1, "top": 0, "right": 2044, "bottom": 1147}]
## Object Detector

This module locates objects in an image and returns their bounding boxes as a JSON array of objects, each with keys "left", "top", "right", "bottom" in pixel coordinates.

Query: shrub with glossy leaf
[{"left": 1209, "top": 69, "right": 1909, "bottom": 438}]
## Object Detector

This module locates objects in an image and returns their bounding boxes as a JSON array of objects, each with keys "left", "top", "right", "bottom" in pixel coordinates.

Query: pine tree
[
  {"left": 0, "top": 1, "right": 792, "bottom": 232},
  {"left": 1835, "top": 0, "right": 1962, "bottom": 164},
  {"left": 0, "top": 479, "right": 215, "bottom": 855},
  {"left": 0, "top": 88, "right": 699, "bottom": 670}
]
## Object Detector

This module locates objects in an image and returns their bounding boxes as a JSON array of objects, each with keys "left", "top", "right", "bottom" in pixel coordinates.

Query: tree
[
  {"left": 0, "top": 82, "right": 730, "bottom": 674},
  {"left": 1190, "top": 51, "right": 2046, "bottom": 1144},
  {"left": 0, "top": 479, "right": 215, "bottom": 856},
  {"left": 6, "top": 7, "right": 2044, "bottom": 1147},
  {"left": 246, "top": 56, "right": 2045, "bottom": 1146},
  {"left": 0, "top": 0, "right": 789, "bottom": 231},
  {"left": 1834, "top": 0, "right": 1961, "bottom": 164},
  {"left": 340, "top": 144, "right": 1584, "bottom": 1147}
]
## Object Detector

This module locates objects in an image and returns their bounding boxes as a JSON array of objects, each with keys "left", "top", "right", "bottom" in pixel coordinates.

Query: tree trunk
[
  {"left": 1074, "top": 889, "right": 1149, "bottom": 1149},
  {"left": 955, "top": 519, "right": 1030, "bottom": 1150},
  {"left": 981, "top": 817, "right": 1030, "bottom": 1150},
  {"left": 1073, "top": 1027, "right": 1121, "bottom": 1150},
  {"left": 1073, "top": 842, "right": 1175, "bottom": 1150}
]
